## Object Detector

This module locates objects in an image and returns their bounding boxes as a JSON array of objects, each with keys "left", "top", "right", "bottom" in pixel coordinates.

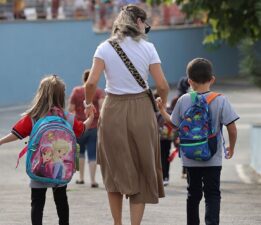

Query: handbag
[{"left": 109, "top": 40, "right": 158, "bottom": 112}]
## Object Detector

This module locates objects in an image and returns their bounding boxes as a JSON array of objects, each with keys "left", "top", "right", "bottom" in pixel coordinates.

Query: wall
[{"left": 0, "top": 20, "right": 239, "bottom": 106}]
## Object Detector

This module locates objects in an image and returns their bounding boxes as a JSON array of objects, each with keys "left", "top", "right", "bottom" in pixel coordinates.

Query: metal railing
[{"left": 0, "top": 1, "right": 200, "bottom": 31}]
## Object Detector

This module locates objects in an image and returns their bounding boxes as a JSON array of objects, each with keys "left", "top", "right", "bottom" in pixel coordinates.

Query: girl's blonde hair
[
  {"left": 25, "top": 75, "right": 65, "bottom": 120},
  {"left": 111, "top": 4, "right": 147, "bottom": 41}
]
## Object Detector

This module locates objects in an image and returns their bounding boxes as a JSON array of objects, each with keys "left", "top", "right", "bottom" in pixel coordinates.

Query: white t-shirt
[{"left": 93, "top": 36, "right": 161, "bottom": 94}]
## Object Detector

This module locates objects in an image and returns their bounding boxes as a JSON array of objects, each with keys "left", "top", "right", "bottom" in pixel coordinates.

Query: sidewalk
[{"left": 0, "top": 83, "right": 261, "bottom": 225}]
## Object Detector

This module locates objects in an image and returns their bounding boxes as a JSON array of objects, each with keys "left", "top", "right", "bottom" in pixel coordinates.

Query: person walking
[
  {"left": 68, "top": 69, "right": 105, "bottom": 187},
  {"left": 0, "top": 75, "right": 94, "bottom": 225},
  {"left": 84, "top": 4, "right": 169, "bottom": 225},
  {"left": 170, "top": 76, "right": 190, "bottom": 179},
  {"left": 157, "top": 58, "right": 239, "bottom": 225}
]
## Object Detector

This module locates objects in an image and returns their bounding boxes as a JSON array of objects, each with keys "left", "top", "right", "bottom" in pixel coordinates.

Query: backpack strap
[
  {"left": 189, "top": 91, "right": 198, "bottom": 103},
  {"left": 206, "top": 92, "right": 221, "bottom": 104},
  {"left": 16, "top": 145, "right": 28, "bottom": 168},
  {"left": 16, "top": 112, "right": 74, "bottom": 168}
]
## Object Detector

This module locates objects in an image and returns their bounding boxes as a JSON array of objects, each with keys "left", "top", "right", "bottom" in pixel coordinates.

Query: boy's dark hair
[
  {"left": 82, "top": 69, "right": 90, "bottom": 83},
  {"left": 186, "top": 58, "right": 213, "bottom": 84}
]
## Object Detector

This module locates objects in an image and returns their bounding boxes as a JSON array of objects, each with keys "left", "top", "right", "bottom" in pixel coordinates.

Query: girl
[{"left": 0, "top": 75, "right": 94, "bottom": 225}]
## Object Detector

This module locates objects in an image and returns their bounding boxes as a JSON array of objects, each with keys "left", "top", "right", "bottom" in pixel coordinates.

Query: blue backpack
[
  {"left": 17, "top": 111, "right": 79, "bottom": 185},
  {"left": 178, "top": 92, "right": 221, "bottom": 161}
]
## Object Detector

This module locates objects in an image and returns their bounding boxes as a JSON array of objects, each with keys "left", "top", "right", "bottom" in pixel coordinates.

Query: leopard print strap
[{"left": 109, "top": 40, "right": 147, "bottom": 89}]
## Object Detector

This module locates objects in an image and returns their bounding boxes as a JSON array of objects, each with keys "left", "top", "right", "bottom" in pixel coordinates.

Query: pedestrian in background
[
  {"left": 154, "top": 90, "right": 175, "bottom": 186},
  {"left": 68, "top": 69, "right": 105, "bottom": 187},
  {"left": 84, "top": 4, "right": 169, "bottom": 225},
  {"left": 157, "top": 58, "right": 239, "bottom": 225}
]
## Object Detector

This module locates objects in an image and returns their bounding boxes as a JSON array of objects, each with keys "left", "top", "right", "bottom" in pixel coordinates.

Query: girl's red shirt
[{"left": 12, "top": 114, "right": 85, "bottom": 139}]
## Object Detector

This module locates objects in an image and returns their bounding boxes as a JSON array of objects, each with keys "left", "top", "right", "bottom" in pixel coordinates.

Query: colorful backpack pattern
[
  {"left": 18, "top": 110, "right": 79, "bottom": 185},
  {"left": 179, "top": 92, "right": 221, "bottom": 161}
]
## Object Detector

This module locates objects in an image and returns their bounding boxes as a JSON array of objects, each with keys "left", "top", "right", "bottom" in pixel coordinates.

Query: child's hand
[
  {"left": 84, "top": 109, "right": 95, "bottom": 130},
  {"left": 88, "top": 109, "right": 95, "bottom": 120},
  {"left": 84, "top": 103, "right": 96, "bottom": 118},
  {"left": 225, "top": 146, "right": 234, "bottom": 159},
  {"left": 156, "top": 97, "right": 165, "bottom": 111}
]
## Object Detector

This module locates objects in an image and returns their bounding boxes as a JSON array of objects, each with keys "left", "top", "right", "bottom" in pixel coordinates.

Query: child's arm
[
  {"left": 225, "top": 122, "right": 237, "bottom": 159},
  {"left": 0, "top": 133, "right": 19, "bottom": 146},
  {"left": 83, "top": 110, "right": 95, "bottom": 130},
  {"left": 156, "top": 97, "right": 172, "bottom": 124}
]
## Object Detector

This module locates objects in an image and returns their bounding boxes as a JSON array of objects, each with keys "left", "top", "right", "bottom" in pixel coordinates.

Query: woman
[{"left": 84, "top": 4, "right": 169, "bottom": 225}]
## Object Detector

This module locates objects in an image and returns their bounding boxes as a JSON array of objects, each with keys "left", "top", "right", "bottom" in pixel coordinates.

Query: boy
[{"left": 157, "top": 58, "right": 239, "bottom": 225}]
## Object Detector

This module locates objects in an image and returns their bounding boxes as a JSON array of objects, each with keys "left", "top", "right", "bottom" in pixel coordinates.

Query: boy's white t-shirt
[{"left": 93, "top": 36, "right": 161, "bottom": 94}]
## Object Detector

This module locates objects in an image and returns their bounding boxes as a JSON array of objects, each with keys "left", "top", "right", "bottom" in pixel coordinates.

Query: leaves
[
  {"left": 177, "top": 0, "right": 261, "bottom": 87},
  {"left": 177, "top": 0, "right": 261, "bottom": 46}
]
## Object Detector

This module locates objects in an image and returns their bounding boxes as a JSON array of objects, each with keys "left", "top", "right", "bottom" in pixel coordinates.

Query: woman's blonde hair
[
  {"left": 111, "top": 4, "right": 147, "bottom": 41},
  {"left": 25, "top": 75, "right": 65, "bottom": 120}
]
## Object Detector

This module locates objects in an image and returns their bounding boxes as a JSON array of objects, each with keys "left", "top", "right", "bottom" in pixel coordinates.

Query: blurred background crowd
[{"left": 0, "top": 0, "right": 205, "bottom": 31}]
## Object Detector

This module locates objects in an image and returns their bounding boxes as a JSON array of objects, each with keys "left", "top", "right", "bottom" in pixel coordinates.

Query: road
[{"left": 0, "top": 81, "right": 261, "bottom": 225}]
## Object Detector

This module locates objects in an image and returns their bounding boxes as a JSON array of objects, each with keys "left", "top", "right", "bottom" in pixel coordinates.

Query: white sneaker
[{"left": 163, "top": 179, "right": 169, "bottom": 186}]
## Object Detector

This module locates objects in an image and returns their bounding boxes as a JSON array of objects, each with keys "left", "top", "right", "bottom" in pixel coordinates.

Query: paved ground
[{"left": 0, "top": 80, "right": 261, "bottom": 225}]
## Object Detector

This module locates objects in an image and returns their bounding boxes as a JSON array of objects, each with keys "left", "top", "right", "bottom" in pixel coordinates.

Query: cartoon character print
[
  {"left": 193, "top": 112, "right": 202, "bottom": 121},
  {"left": 32, "top": 145, "right": 54, "bottom": 178},
  {"left": 52, "top": 139, "right": 71, "bottom": 180}
]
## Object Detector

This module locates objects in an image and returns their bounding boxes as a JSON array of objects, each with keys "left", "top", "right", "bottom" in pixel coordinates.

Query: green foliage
[
  {"left": 176, "top": 0, "right": 261, "bottom": 46},
  {"left": 146, "top": 0, "right": 172, "bottom": 6},
  {"left": 177, "top": 0, "right": 261, "bottom": 87},
  {"left": 239, "top": 39, "right": 261, "bottom": 86}
]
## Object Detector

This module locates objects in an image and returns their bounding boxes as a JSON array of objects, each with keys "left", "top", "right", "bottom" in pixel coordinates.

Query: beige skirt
[{"left": 97, "top": 91, "right": 165, "bottom": 204}]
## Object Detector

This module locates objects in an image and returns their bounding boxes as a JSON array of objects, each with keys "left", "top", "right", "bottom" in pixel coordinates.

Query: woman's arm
[
  {"left": 85, "top": 58, "right": 105, "bottom": 105},
  {"left": 149, "top": 63, "right": 169, "bottom": 106},
  {"left": 85, "top": 58, "right": 105, "bottom": 116},
  {"left": 0, "top": 133, "right": 19, "bottom": 146}
]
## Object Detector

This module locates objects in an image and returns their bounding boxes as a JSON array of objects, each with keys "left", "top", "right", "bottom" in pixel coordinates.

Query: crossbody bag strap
[{"left": 108, "top": 40, "right": 147, "bottom": 89}]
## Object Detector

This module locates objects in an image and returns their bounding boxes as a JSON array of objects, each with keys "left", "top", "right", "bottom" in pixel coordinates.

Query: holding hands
[
  {"left": 156, "top": 97, "right": 172, "bottom": 125},
  {"left": 83, "top": 101, "right": 96, "bottom": 129},
  {"left": 156, "top": 97, "right": 165, "bottom": 112}
]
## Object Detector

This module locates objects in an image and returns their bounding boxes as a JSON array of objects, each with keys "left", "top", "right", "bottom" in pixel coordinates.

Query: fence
[{"left": 1, "top": 1, "right": 195, "bottom": 29}]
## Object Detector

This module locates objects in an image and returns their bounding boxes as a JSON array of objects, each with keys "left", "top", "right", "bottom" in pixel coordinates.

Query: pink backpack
[{"left": 17, "top": 108, "right": 79, "bottom": 184}]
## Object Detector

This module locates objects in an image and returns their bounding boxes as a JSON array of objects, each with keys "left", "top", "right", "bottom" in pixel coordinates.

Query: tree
[{"left": 176, "top": 0, "right": 261, "bottom": 86}]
